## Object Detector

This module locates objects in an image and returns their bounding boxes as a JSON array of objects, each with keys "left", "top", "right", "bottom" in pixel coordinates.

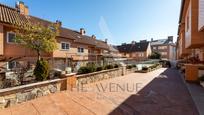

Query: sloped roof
[
  {"left": 150, "top": 38, "right": 173, "bottom": 46},
  {"left": 0, "top": 3, "right": 29, "bottom": 26},
  {"left": 95, "top": 40, "right": 109, "bottom": 49},
  {"left": 150, "top": 39, "right": 167, "bottom": 45},
  {"left": 117, "top": 42, "right": 149, "bottom": 53},
  {"left": 0, "top": 3, "right": 109, "bottom": 47},
  {"left": 108, "top": 45, "right": 119, "bottom": 52}
]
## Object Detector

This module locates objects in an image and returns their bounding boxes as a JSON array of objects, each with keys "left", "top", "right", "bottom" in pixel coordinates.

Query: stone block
[
  {"left": 4, "top": 94, "right": 16, "bottom": 100},
  {"left": 16, "top": 93, "right": 26, "bottom": 103},
  {"left": 0, "top": 97, "right": 5, "bottom": 104}
]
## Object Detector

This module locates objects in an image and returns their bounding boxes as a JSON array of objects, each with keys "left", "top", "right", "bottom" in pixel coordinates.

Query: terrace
[{"left": 0, "top": 68, "right": 199, "bottom": 115}]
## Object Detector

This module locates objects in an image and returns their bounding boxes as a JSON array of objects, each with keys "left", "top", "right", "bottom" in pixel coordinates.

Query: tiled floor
[{"left": 0, "top": 68, "right": 199, "bottom": 115}]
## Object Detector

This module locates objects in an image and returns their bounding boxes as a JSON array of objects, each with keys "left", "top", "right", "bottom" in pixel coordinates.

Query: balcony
[
  {"left": 199, "top": 0, "right": 204, "bottom": 31},
  {"left": 178, "top": 24, "right": 191, "bottom": 58},
  {"left": 184, "top": 0, "right": 204, "bottom": 48}
]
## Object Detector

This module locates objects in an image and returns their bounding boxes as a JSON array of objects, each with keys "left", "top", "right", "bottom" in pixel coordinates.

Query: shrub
[
  {"left": 155, "top": 63, "right": 160, "bottom": 67},
  {"left": 114, "top": 64, "right": 119, "bottom": 68},
  {"left": 34, "top": 60, "right": 49, "bottom": 81},
  {"left": 149, "top": 52, "right": 161, "bottom": 59},
  {"left": 142, "top": 66, "right": 148, "bottom": 71},
  {"left": 150, "top": 65, "right": 154, "bottom": 69},
  {"left": 150, "top": 64, "right": 157, "bottom": 69},
  {"left": 199, "top": 75, "right": 204, "bottom": 81},
  {"left": 78, "top": 67, "right": 90, "bottom": 74},
  {"left": 126, "top": 65, "right": 133, "bottom": 69},
  {"left": 96, "top": 66, "right": 103, "bottom": 71},
  {"left": 87, "top": 65, "right": 96, "bottom": 73},
  {"left": 132, "top": 65, "right": 136, "bottom": 68},
  {"left": 78, "top": 65, "right": 97, "bottom": 74},
  {"left": 105, "top": 65, "right": 114, "bottom": 69}
]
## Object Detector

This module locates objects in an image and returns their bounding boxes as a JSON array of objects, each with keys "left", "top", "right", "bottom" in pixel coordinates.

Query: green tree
[
  {"left": 15, "top": 22, "right": 59, "bottom": 81},
  {"left": 15, "top": 22, "right": 59, "bottom": 61},
  {"left": 34, "top": 59, "right": 49, "bottom": 81},
  {"left": 149, "top": 52, "right": 161, "bottom": 59}
]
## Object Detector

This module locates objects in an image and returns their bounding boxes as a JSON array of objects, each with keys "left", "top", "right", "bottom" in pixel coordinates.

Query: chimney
[
  {"left": 80, "top": 28, "right": 86, "bottom": 35},
  {"left": 131, "top": 41, "right": 136, "bottom": 44},
  {"left": 167, "top": 36, "right": 173, "bottom": 42},
  {"left": 91, "top": 35, "right": 96, "bottom": 39},
  {"left": 151, "top": 38, "right": 154, "bottom": 41},
  {"left": 55, "top": 20, "right": 62, "bottom": 27},
  {"left": 24, "top": 6, "right": 29, "bottom": 15},
  {"left": 16, "top": 1, "right": 29, "bottom": 15},
  {"left": 105, "top": 39, "right": 108, "bottom": 43}
]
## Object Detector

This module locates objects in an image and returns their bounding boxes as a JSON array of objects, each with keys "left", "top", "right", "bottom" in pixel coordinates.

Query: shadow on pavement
[{"left": 109, "top": 68, "right": 199, "bottom": 115}]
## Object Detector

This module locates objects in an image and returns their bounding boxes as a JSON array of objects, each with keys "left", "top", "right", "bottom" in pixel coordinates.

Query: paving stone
[{"left": 0, "top": 68, "right": 199, "bottom": 115}]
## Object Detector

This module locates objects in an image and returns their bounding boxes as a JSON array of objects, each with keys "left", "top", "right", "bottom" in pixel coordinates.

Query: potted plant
[{"left": 199, "top": 75, "right": 204, "bottom": 87}]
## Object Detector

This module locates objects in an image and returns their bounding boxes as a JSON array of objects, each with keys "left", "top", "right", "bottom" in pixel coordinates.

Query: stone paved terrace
[{"left": 0, "top": 68, "right": 199, "bottom": 115}]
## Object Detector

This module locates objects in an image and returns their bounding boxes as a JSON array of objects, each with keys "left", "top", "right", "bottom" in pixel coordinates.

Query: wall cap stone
[
  {"left": 0, "top": 78, "right": 64, "bottom": 94},
  {"left": 60, "top": 73, "right": 76, "bottom": 78},
  {"left": 76, "top": 68, "right": 121, "bottom": 78}
]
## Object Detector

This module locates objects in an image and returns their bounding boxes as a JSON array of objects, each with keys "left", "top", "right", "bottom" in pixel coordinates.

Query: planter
[{"left": 198, "top": 69, "right": 204, "bottom": 79}]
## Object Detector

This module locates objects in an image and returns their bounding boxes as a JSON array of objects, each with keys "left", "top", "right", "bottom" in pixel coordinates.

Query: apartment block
[{"left": 151, "top": 36, "right": 176, "bottom": 60}]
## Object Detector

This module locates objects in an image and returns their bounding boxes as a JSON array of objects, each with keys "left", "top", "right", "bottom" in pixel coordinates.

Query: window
[
  {"left": 187, "top": 15, "right": 190, "bottom": 31},
  {"left": 161, "top": 52, "right": 167, "bottom": 56},
  {"left": 7, "top": 61, "right": 17, "bottom": 70},
  {"left": 138, "top": 53, "right": 144, "bottom": 57},
  {"left": 158, "top": 46, "right": 167, "bottom": 50},
  {"left": 7, "top": 32, "right": 16, "bottom": 43},
  {"left": 78, "top": 47, "right": 84, "bottom": 53},
  {"left": 153, "top": 47, "right": 157, "bottom": 50},
  {"left": 61, "top": 42, "right": 70, "bottom": 50}
]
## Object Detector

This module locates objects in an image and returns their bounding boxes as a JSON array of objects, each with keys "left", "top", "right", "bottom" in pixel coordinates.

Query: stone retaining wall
[
  {"left": 0, "top": 79, "right": 66, "bottom": 108},
  {"left": 76, "top": 68, "right": 123, "bottom": 85},
  {"left": 0, "top": 67, "right": 138, "bottom": 109},
  {"left": 136, "top": 65, "right": 162, "bottom": 73},
  {"left": 76, "top": 67, "right": 137, "bottom": 86}
]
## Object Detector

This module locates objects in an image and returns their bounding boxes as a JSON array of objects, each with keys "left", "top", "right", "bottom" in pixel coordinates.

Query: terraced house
[
  {"left": 177, "top": 0, "right": 204, "bottom": 62},
  {"left": 116, "top": 41, "right": 152, "bottom": 61},
  {"left": 0, "top": 2, "right": 115, "bottom": 71},
  {"left": 176, "top": 0, "right": 204, "bottom": 82}
]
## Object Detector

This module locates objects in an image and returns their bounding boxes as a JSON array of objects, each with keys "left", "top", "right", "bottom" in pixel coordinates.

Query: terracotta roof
[
  {"left": 59, "top": 28, "right": 77, "bottom": 40},
  {"left": 25, "top": 16, "right": 76, "bottom": 40},
  {"left": 0, "top": 4, "right": 74, "bottom": 40},
  {"left": 28, "top": 16, "right": 52, "bottom": 27},
  {"left": 75, "top": 38, "right": 95, "bottom": 46},
  {"left": 117, "top": 42, "right": 149, "bottom": 53},
  {"left": 0, "top": 3, "right": 29, "bottom": 26},
  {"left": 0, "top": 3, "right": 109, "bottom": 48},
  {"left": 95, "top": 40, "right": 109, "bottom": 50}
]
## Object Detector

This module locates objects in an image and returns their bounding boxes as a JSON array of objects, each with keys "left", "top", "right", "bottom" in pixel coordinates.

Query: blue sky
[{"left": 0, "top": 0, "right": 181, "bottom": 45}]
